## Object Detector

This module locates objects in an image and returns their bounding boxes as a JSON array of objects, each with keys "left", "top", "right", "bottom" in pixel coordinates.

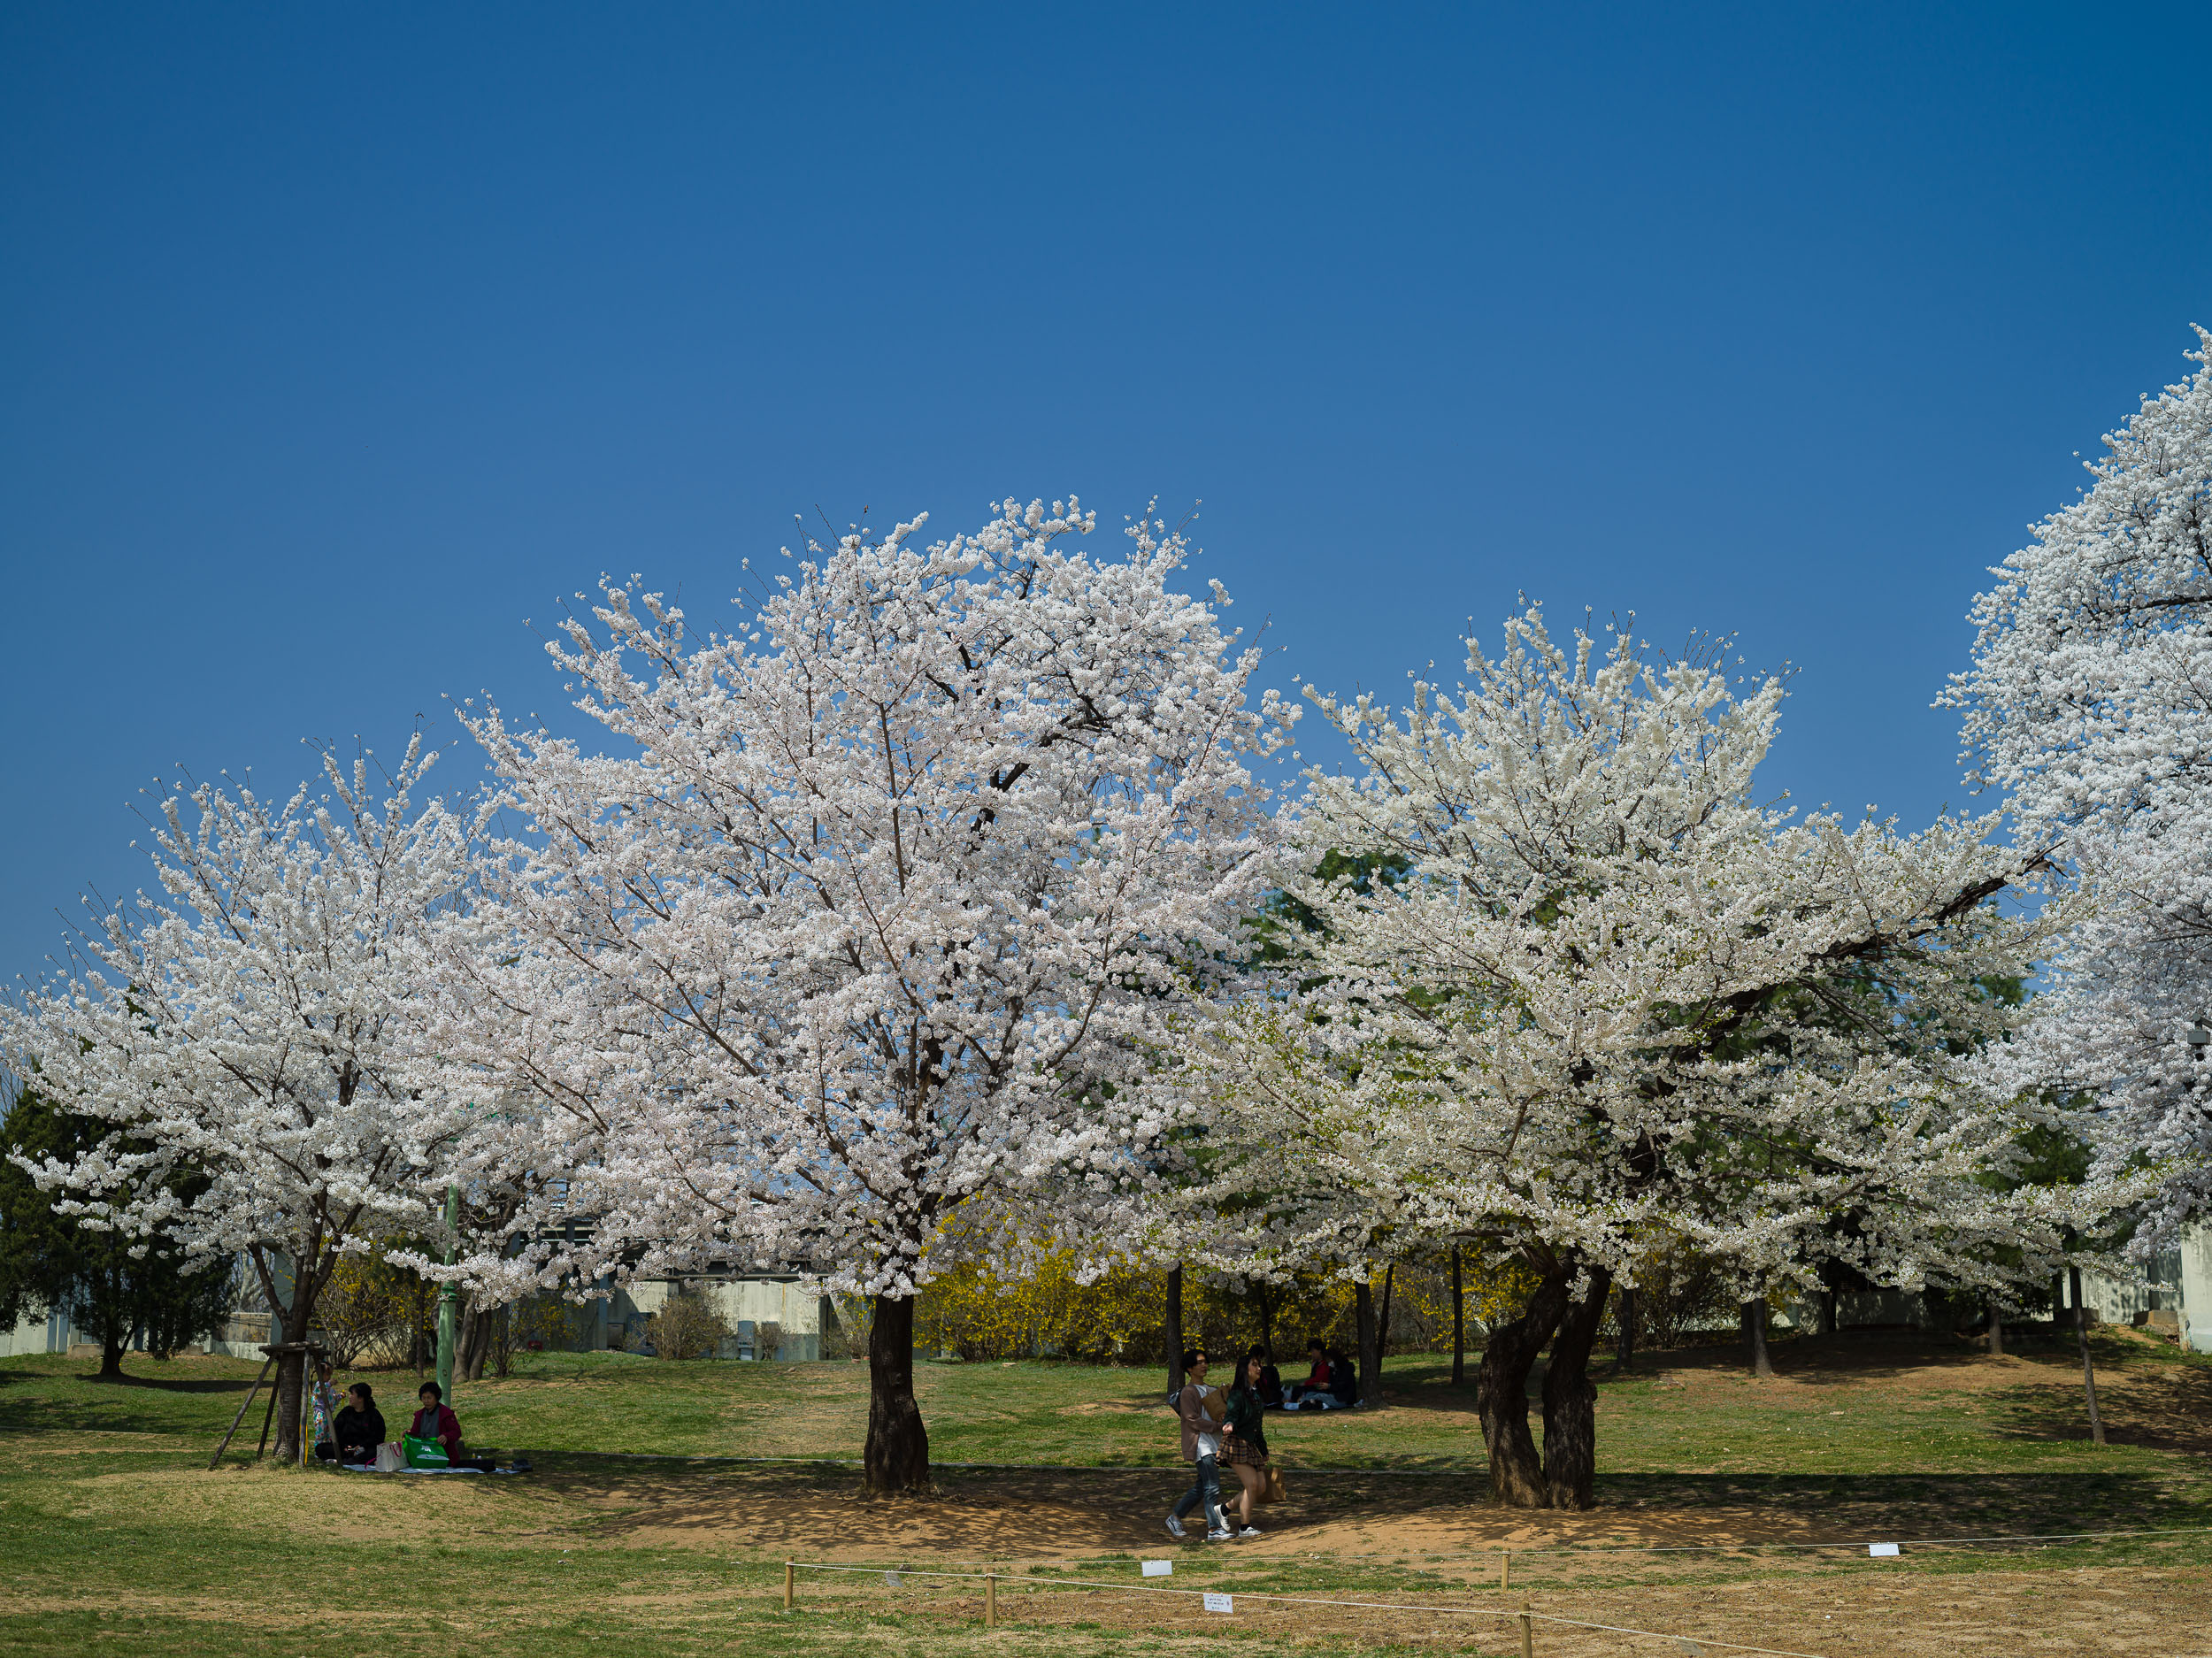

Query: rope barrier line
[
  {"left": 757, "top": 1521, "right": 2212, "bottom": 1575},
  {"left": 787, "top": 1560, "right": 1834, "bottom": 1657}
]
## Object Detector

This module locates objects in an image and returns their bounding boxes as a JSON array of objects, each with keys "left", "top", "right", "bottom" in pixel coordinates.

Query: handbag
[
  {"left": 403, "top": 1433, "right": 451, "bottom": 1470},
  {"left": 1262, "top": 1465, "right": 1287, "bottom": 1505},
  {"left": 373, "top": 1442, "right": 405, "bottom": 1473}
]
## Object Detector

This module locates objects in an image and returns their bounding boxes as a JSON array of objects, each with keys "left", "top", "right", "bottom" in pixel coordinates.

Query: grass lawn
[{"left": 2, "top": 1325, "right": 2208, "bottom": 1655}]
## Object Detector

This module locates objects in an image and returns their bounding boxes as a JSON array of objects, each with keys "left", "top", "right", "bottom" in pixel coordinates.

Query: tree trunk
[
  {"left": 1165, "top": 1265, "right": 1185, "bottom": 1398},
  {"left": 271, "top": 1323, "right": 312, "bottom": 1463},
  {"left": 2070, "top": 1267, "right": 2105, "bottom": 1446},
  {"left": 1378, "top": 1263, "right": 1395, "bottom": 1362},
  {"left": 457, "top": 1301, "right": 496, "bottom": 1383},
  {"left": 96, "top": 1332, "right": 127, "bottom": 1382},
  {"left": 1818, "top": 1289, "right": 1838, "bottom": 1337},
  {"left": 1256, "top": 1281, "right": 1275, "bottom": 1361},
  {"left": 1987, "top": 1297, "right": 2005, "bottom": 1357},
  {"left": 1613, "top": 1286, "right": 1635, "bottom": 1370},
  {"left": 1474, "top": 1263, "right": 1572, "bottom": 1508},
  {"left": 1741, "top": 1295, "right": 1773, "bottom": 1378},
  {"left": 1451, "top": 1247, "right": 1465, "bottom": 1386},
  {"left": 864, "top": 1293, "right": 930, "bottom": 1493},
  {"left": 1354, "top": 1279, "right": 1381, "bottom": 1406},
  {"left": 1541, "top": 1266, "right": 1613, "bottom": 1511}
]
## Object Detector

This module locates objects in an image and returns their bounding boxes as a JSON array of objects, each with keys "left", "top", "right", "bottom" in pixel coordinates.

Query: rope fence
[
  {"left": 780, "top": 1558, "right": 1838, "bottom": 1655},
  {"left": 762, "top": 1521, "right": 2212, "bottom": 1577}
]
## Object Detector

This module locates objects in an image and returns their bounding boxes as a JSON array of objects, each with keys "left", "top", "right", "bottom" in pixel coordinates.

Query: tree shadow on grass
[
  {"left": 508, "top": 1455, "right": 2211, "bottom": 1560},
  {"left": 0, "top": 1360, "right": 263, "bottom": 1437},
  {"left": 1986, "top": 1359, "right": 2212, "bottom": 1454}
]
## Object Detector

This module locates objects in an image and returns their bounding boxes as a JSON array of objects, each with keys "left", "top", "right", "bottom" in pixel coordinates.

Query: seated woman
[
  {"left": 409, "top": 1381, "right": 500, "bottom": 1471},
  {"left": 410, "top": 1381, "right": 466, "bottom": 1463},
  {"left": 1281, "top": 1340, "right": 1335, "bottom": 1408},
  {"left": 328, "top": 1382, "right": 386, "bottom": 1467}
]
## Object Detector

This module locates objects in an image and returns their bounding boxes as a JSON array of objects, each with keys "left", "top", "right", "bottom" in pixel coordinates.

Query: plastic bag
[
  {"left": 403, "top": 1433, "right": 451, "bottom": 1470},
  {"left": 373, "top": 1442, "right": 405, "bottom": 1473}
]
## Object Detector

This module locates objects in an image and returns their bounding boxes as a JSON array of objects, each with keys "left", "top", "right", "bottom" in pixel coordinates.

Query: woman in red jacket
[{"left": 410, "top": 1381, "right": 466, "bottom": 1462}]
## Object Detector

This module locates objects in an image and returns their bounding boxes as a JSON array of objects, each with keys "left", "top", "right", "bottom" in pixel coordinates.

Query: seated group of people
[
  {"left": 1249, "top": 1339, "right": 1362, "bottom": 1409},
  {"left": 317, "top": 1376, "right": 495, "bottom": 1470},
  {"left": 1171, "top": 1340, "right": 1361, "bottom": 1413}
]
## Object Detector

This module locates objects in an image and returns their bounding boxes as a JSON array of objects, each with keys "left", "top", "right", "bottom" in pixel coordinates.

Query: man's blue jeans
[{"left": 1172, "top": 1454, "right": 1228, "bottom": 1532}]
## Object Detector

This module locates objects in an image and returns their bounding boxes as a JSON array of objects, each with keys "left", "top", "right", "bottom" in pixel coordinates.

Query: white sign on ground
[
  {"left": 1202, "top": 1593, "right": 1233, "bottom": 1615},
  {"left": 1868, "top": 1543, "right": 1901, "bottom": 1558},
  {"left": 1141, "top": 1560, "right": 1173, "bottom": 1577}
]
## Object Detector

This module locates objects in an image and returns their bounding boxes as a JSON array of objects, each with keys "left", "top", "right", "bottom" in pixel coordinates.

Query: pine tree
[{"left": 0, "top": 1086, "right": 235, "bottom": 1379}]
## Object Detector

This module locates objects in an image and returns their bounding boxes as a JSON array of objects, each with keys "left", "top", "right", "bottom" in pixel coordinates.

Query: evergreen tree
[{"left": 0, "top": 1086, "right": 234, "bottom": 1379}]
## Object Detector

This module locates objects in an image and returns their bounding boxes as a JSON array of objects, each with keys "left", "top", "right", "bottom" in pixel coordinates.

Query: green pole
[{"left": 435, "top": 1182, "right": 459, "bottom": 1405}]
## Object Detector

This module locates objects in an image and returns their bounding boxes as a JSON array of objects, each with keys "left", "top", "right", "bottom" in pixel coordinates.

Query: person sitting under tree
[
  {"left": 325, "top": 1382, "right": 385, "bottom": 1467},
  {"left": 410, "top": 1381, "right": 466, "bottom": 1463}
]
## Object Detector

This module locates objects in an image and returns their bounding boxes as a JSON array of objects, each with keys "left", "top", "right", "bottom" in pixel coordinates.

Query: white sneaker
[
  {"left": 1238, "top": 1526, "right": 1261, "bottom": 1539},
  {"left": 1206, "top": 1528, "right": 1234, "bottom": 1542},
  {"left": 1164, "top": 1515, "right": 1186, "bottom": 1539}
]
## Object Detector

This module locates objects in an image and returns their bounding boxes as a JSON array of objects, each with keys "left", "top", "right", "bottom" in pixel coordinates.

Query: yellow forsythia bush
[{"left": 913, "top": 1227, "right": 1539, "bottom": 1363}]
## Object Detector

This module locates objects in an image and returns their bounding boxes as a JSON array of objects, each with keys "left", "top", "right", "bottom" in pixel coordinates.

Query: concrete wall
[
  {"left": 2181, "top": 1229, "right": 2212, "bottom": 1353},
  {"left": 0, "top": 1307, "right": 68, "bottom": 1357}
]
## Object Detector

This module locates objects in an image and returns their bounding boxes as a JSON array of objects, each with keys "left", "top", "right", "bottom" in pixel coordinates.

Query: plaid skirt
[{"left": 1222, "top": 1434, "right": 1269, "bottom": 1468}]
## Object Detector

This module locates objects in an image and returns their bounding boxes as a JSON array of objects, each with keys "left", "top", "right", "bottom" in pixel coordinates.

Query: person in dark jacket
[
  {"left": 1326, "top": 1347, "right": 1358, "bottom": 1405},
  {"left": 326, "top": 1383, "right": 386, "bottom": 1466},
  {"left": 1245, "top": 1343, "right": 1284, "bottom": 1408},
  {"left": 1220, "top": 1352, "right": 1273, "bottom": 1535}
]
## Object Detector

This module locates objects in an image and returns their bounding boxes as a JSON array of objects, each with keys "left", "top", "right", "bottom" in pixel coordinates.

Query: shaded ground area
[{"left": 494, "top": 1457, "right": 2208, "bottom": 1563}]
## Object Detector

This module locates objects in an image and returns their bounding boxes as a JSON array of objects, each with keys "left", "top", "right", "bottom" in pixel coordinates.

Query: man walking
[{"left": 1164, "top": 1347, "right": 1233, "bottom": 1540}]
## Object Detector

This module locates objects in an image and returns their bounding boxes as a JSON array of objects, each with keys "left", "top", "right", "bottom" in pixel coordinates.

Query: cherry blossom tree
[
  {"left": 424, "top": 500, "right": 1289, "bottom": 1491},
  {"left": 1171, "top": 607, "right": 2101, "bottom": 1508},
  {"left": 1947, "top": 328, "right": 2212, "bottom": 1242},
  {"left": 4, "top": 740, "right": 480, "bottom": 1460}
]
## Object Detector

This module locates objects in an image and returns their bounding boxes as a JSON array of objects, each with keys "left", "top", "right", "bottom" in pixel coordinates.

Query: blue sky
[{"left": 3, "top": 4, "right": 2208, "bottom": 983}]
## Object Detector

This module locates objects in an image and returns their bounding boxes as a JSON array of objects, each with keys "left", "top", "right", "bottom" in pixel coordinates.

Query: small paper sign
[
  {"left": 883, "top": 1571, "right": 902, "bottom": 1586},
  {"left": 1202, "top": 1592, "right": 1233, "bottom": 1616},
  {"left": 1867, "top": 1542, "right": 1900, "bottom": 1557},
  {"left": 1141, "top": 1560, "right": 1173, "bottom": 1577}
]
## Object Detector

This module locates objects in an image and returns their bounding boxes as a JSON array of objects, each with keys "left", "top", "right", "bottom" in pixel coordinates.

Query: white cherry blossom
[
  {"left": 4, "top": 739, "right": 479, "bottom": 1460},
  {"left": 424, "top": 501, "right": 1289, "bottom": 1489},
  {"left": 1947, "top": 329, "right": 2212, "bottom": 1241}
]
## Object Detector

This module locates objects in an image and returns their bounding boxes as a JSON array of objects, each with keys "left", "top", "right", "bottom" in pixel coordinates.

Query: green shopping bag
[{"left": 403, "top": 1434, "right": 450, "bottom": 1470}]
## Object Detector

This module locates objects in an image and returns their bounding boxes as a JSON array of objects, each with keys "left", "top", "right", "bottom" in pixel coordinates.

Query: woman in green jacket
[{"left": 1220, "top": 1349, "right": 1272, "bottom": 1535}]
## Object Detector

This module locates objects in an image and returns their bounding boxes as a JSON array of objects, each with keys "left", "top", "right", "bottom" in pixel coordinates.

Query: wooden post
[
  {"left": 1518, "top": 1598, "right": 1533, "bottom": 1656},
  {"left": 783, "top": 1561, "right": 795, "bottom": 1610},
  {"left": 986, "top": 1573, "right": 997, "bottom": 1628},
  {"left": 1500, "top": 1549, "right": 1510, "bottom": 1592},
  {"left": 254, "top": 1370, "right": 280, "bottom": 1457},
  {"left": 207, "top": 1357, "right": 273, "bottom": 1470}
]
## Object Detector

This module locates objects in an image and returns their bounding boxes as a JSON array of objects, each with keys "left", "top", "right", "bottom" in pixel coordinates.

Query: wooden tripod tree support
[
  {"left": 209, "top": 1356, "right": 274, "bottom": 1470},
  {"left": 213, "top": 1341, "right": 329, "bottom": 1469}
]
